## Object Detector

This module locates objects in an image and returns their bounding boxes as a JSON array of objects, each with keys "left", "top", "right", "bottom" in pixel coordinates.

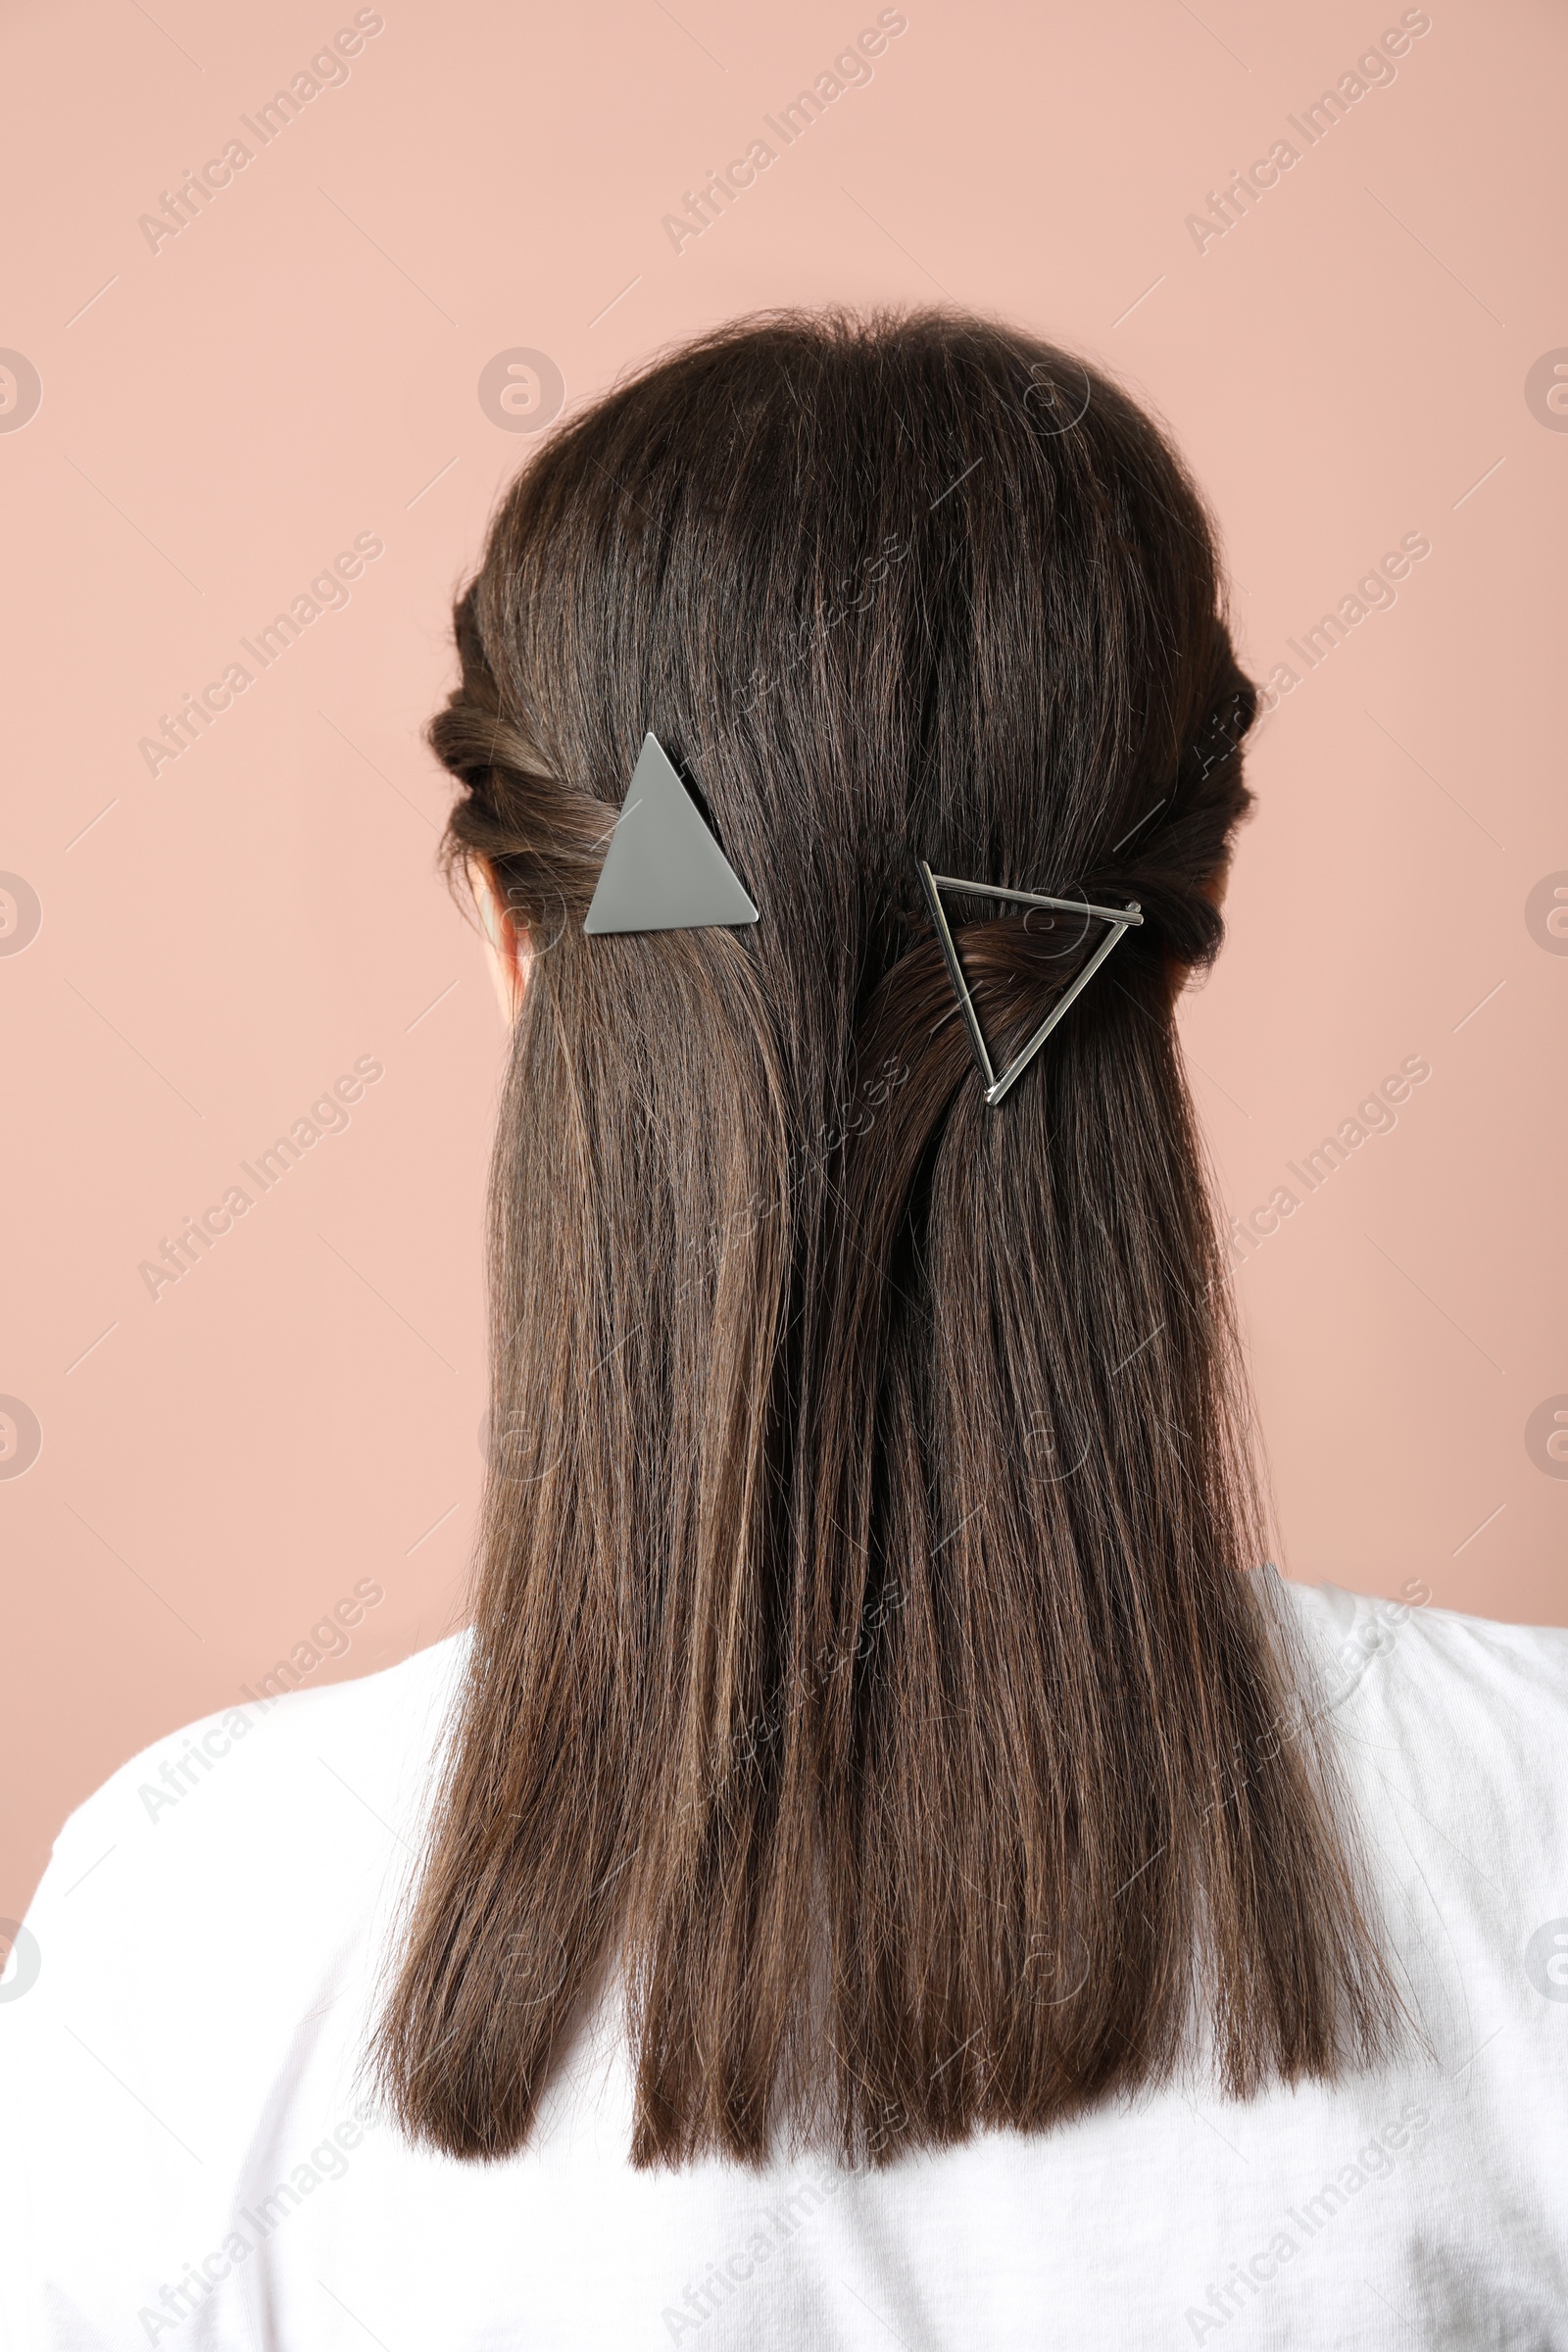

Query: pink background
[{"left": 2, "top": 0, "right": 1564, "bottom": 1921}]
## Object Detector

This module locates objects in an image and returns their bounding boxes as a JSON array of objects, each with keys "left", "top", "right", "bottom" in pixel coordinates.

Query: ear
[
  {"left": 1199, "top": 858, "right": 1231, "bottom": 911},
  {"left": 472, "top": 860, "right": 532, "bottom": 1026}
]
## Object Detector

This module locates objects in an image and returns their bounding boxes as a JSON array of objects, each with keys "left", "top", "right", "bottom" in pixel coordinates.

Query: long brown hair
[{"left": 374, "top": 310, "right": 1401, "bottom": 2168}]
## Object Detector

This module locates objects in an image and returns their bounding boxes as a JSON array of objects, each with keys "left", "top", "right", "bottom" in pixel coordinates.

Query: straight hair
[{"left": 373, "top": 309, "right": 1403, "bottom": 2168}]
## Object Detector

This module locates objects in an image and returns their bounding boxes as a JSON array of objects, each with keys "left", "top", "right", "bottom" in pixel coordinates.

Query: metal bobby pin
[{"left": 917, "top": 860, "right": 1144, "bottom": 1107}]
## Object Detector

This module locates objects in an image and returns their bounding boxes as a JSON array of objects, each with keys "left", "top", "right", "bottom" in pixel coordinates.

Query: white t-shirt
[{"left": 3, "top": 1577, "right": 1567, "bottom": 2350}]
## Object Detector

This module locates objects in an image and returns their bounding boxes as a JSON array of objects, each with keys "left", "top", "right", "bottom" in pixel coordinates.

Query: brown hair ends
[{"left": 372, "top": 309, "right": 1404, "bottom": 2169}]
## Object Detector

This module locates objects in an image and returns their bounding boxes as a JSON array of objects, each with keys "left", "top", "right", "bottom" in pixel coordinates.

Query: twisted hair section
[{"left": 373, "top": 310, "right": 1404, "bottom": 2169}]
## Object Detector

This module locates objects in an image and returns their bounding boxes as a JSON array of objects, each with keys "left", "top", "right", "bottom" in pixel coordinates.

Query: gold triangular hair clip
[{"left": 916, "top": 860, "right": 1143, "bottom": 1106}]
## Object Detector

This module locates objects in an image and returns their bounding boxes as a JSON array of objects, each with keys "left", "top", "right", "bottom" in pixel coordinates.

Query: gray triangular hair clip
[
  {"left": 917, "top": 860, "right": 1143, "bottom": 1106},
  {"left": 584, "top": 734, "right": 759, "bottom": 935}
]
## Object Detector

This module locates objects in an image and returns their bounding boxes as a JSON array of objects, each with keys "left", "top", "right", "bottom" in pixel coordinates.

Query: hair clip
[
  {"left": 584, "top": 734, "right": 759, "bottom": 935},
  {"left": 916, "top": 860, "right": 1143, "bottom": 1106}
]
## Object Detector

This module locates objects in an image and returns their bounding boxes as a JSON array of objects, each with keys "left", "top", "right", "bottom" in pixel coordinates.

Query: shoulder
[
  {"left": 24, "top": 1628, "right": 469, "bottom": 2021},
  {"left": 55, "top": 1624, "right": 466, "bottom": 1853},
  {"left": 1280, "top": 1573, "right": 1568, "bottom": 1717},
  {"left": 0, "top": 1641, "right": 469, "bottom": 2339},
  {"left": 1279, "top": 1574, "right": 1568, "bottom": 1887}
]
